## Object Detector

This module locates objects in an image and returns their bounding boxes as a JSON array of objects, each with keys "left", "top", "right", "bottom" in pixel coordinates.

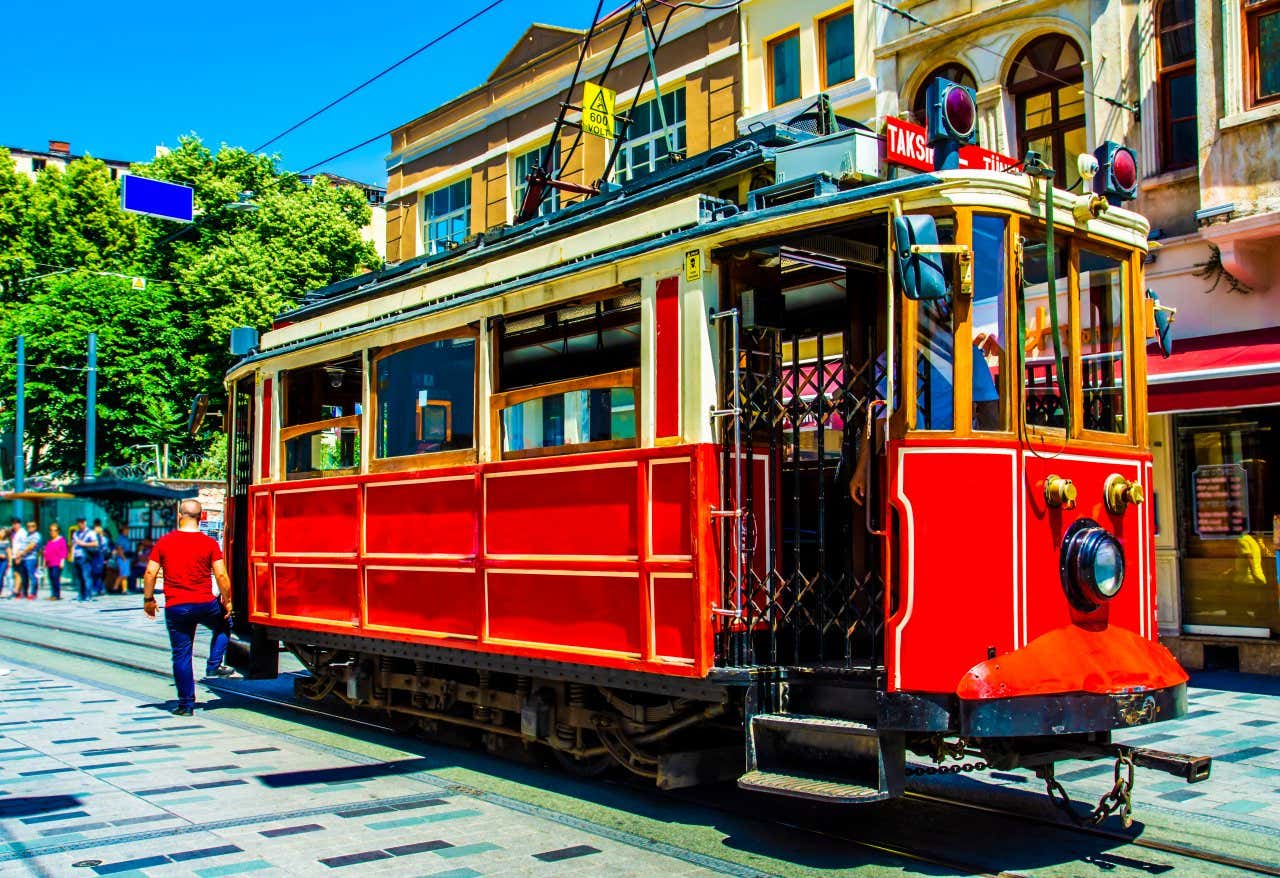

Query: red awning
[{"left": 1147, "top": 327, "right": 1280, "bottom": 413}]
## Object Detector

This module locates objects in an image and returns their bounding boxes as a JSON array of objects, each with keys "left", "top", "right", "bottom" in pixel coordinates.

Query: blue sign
[{"left": 120, "top": 174, "right": 194, "bottom": 223}]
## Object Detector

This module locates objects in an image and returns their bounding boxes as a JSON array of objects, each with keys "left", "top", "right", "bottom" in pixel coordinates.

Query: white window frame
[
  {"left": 421, "top": 178, "right": 471, "bottom": 256},
  {"left": 511, "top": 142, "right": 560, "bottom": 221},
  {"left": 615, "top": 87, "right": 687, "bottom": 184}
]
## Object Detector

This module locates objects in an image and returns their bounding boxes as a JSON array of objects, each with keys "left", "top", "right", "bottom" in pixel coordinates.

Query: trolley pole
[
  {"left": 85, "top": 332, "right": 97, "bottom": 480},
  {"left": 14, "top": 336, "right": 25, "bottom": 519}
]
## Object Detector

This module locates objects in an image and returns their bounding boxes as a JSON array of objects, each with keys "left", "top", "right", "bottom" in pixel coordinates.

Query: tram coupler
[{"left": 1076, "top": 741, "right": 1212, "bottom": 783}]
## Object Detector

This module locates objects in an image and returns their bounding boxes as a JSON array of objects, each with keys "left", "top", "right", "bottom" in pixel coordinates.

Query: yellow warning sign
[
  {"left": 685, "top": 250, "right": 701, "bottom": 282},
  {"left": 582, "top": 82, "right": 616, "bottom": 139}
]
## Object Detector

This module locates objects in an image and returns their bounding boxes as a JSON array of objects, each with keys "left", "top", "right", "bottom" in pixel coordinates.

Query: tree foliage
[{"left": 0, "top": 138, "right": 380, "bottom": 475}]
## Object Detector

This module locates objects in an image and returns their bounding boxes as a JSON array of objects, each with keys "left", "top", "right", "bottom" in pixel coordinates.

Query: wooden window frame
[
  {"left": 1245, "top": 0, "right": 1280, "bottom": 109},
  {"left": 818, "top": 7, "right": 855, "bottom": 90},
  {"left": 367, "top": 327, "right": 480, "bottom": 474},
  {"left": 280, "top": 415, "right": 362, "bottom": 482},
  {"left": 1157, "top": 0, "right": 1197, "bottom": 171},
  {"left": 490, "top": 368, "right": 640, "bottom": 461},
  {"left": 766, "top": 28, "right": 802, "bottom": 108}
]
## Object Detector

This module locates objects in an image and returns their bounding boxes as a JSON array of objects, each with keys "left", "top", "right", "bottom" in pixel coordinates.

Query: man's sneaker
[
  {"left": 170, "top": 705, "right": 194, "bottom": 716},
  {"left": 204, "top": 665, "right": 241, "bottom": 680}
]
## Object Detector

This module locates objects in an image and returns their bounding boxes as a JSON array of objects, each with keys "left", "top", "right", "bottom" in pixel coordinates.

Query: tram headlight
[{"left": 1060, "top": 519, "right": 1126, "bottom": 611}]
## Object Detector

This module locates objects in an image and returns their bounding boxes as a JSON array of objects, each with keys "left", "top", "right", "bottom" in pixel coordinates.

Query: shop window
[
  {"left": 1158, "top": 0, "right": 1197, "bottom": 170},
  {"left": 1020, "top": 228, "right": 1070, "bottom": 430},
  {"left": 971, "top": 214, "right": 1010, "bottom": 431},
  {"left": 821, "top": 10, "right": 855, "bottom": 88},
  {"left": 769, "top": 30, "right": 802, "bottom": 106},
  {"left": 280, "top": 354, "right": 362, "bottom": 480},
  {"left": 1077, "top": 247, "right": 1127, "bottom": 434},
  {"left": 617, "top": 89, "right": 687, "bottom": 183},
  {"left": 513, "top": 143, "right": 559, "bottom": 219},
  {"left": 1008, "top": 35, "right": 1087, "bottom": 190},
  {"left": 373, "top": 335, "right": 475, "bottom": 466},
  {"left": 422, "top": 178, "right": 471, "bottom": 255},
  {"left": 492, "top": 291, "right": 640, "bottom": 459},
  {"left": 1176, "top": 407, "right": 1280, "bottom": 635},
  {"left": 1246, "top": 0, "right": 1280, "bottom": 107},
  {"left": 911, "top": 63, "right": 978, "bottom": 127}
]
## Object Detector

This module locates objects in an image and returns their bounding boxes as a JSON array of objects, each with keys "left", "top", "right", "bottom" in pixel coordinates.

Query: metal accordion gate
[{"left": 715, "top": 316, "right": 885, "bottom": 672}]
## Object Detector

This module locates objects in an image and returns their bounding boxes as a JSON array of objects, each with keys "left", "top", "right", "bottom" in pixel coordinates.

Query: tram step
[
  {"left": 743, "top": 713, "right": 904, "bottom": 803},
  {"left": 737, "top": 769, "right": 889, "bottom": 803}
]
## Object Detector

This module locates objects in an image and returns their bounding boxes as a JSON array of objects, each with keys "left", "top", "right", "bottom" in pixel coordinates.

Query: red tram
[{"left": 217, "top": 90, "right": 1208, "bottom": 810}]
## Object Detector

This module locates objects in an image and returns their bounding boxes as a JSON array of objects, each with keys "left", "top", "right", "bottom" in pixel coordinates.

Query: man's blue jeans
[
  {"left": 164, "top": 599, "right": 231, "bottom": 709},
  {"left": 74, "top": 558, "right": 93, "bottom": 600},
  {"left": 20, "top": 559, "right": 37, "bottom": 597}
]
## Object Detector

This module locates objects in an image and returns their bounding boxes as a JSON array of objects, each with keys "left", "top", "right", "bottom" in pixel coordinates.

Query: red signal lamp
[
  {"left": 1092, "top": 141, "right": 1138, "bottom": 205},
  {"left": 925, "top": 78, "right": 979, "bottom": 171}
]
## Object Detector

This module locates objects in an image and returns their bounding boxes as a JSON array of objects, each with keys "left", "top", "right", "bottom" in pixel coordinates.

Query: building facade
[{"left": 4, "top": 140, "right": 132, "bottom": 180}]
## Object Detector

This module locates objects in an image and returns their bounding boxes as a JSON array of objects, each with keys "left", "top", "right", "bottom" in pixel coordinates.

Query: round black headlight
[{"left": 1060, "top": 519, "right": 1125, "bottom": 611}]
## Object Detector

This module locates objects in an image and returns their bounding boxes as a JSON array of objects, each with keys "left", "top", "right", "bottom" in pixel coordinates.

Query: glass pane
[
  {"left": 1024, "top": 92, "right": 1053, "bottom": 128},
  {"left": 1078, "top": 248, "right": 1127, "bottom": 433},
  {"left": 285, "top": 427, "right": 360, "bottom": 477},
  {"left": 376, "top": 337, "right": 476, "bottom": 458},
  {"left": 1058, "top": 85, "right": 1086, "bottom": 120},
  {"left": 915, "top": 297, "right": 955, "bottom": 431},
  {"left": 1259, "top": 10, "right": 1280, "bottom": 99},
  {"left": 1062, "top": 124, "right": 1088, "bottom": 191},
  {"left": 771, "top": 34, "right": 801, "bottom": 105},
  {"left": 1169, "top": 72, "right": 1197, "bottom": 119},
  {"left": 1170, "top": 118, "right": 1197, "bottom": 166},
  {"left": 501, "top": 386, "right": 636, "bottom": 454},
  {"left": 1160, "top": 23, "right": 1195, "bottom": 65},
  {"left": 823, "top": 13, "right": 855, "bottom": 86},
  {"left": 971, "top": 215, "right": 1009, "bottom": 431},
  {"left": 1021, "top": 229, "right": 1070, "bottom": 430}
]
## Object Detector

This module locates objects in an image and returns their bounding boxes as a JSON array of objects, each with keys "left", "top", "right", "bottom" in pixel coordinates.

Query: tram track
[{"left": 0, "top": 610, "right": 1274, "bottom": 876}]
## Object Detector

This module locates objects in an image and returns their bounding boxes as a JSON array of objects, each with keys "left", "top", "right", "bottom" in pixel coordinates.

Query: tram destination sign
[
  {"left": 120, "top": 174, "right": 195, "bottom": 223},
  {"left": 883, "top": 117, "right": 1019, "bottom": 174},
  {"left": 1192, "top": 463, "right": 1250, "bottom": 539}
]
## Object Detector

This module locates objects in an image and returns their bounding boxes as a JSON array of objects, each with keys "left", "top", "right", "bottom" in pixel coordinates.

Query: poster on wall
[{"left": 1192, "top": 463, "right": 1250, "bottom": 539}]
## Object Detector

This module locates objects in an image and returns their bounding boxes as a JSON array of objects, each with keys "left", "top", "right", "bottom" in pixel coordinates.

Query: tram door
[{"left": 717, "top": 228, "right": 887, "bottom": 670}]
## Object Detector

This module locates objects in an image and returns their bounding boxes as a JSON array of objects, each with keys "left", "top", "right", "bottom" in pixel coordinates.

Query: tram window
[
  {"left": 280, "top": 354, "right": 363, "bottom": 480},
  {"left": 1078, "top": 248, "right": 1127, "bottom": 434},
  {"left": 1020, "top": 230, "right": 1070, "bottom": 430},
  {"left": 971, "top": 215, "right": 1009, "bottom": 431},
  {"left": 374, "top": 336, "right": 476, "bottom": 460},
  {"left": 493, "top": 291, "right": 640, "bottom": 458},
  {"left": 913, "top": 216, "right": 956, "bottom": 431}
]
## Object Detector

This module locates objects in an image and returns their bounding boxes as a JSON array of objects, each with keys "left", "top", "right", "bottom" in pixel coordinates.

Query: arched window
[
  {"left": 1007, "top": 35, "right": 1087, "bottom": 190},
  {"left": 911, "top": 63, "right": 978, "bottom": 127},
  {"left": 1158, "top": 0, "right": 1197, "bottom": 170}
]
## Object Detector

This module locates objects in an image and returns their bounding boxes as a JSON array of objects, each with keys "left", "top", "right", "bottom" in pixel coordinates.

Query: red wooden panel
[
  {"left": 650, "top": 460, "right": 692, "bottom": 557},
  {"left": 365, "top": 567, "right": 482, "bottom": 637},
  {"left": 273, "top": 486, "right": 359, "bottom": 555},
  {"left": 251, "top": 494, "right": 270, "bottom": 555},
  {"left": 486, "top": 465, "right": 638, "bottom": 557},
  {"left": 273, "top": 564, "right": 359, "bottom": 624},
  {"left": 365, "top": 478, "right": 477, "bottom": 556},
  {"left": 252, "top": 562, "right": 270, "bottom": 616},
  {"left": 260, "top": 378, "right": 272, "bottom": 480},
  {"left": 652, "top": 575, "right": 696, "bottom": 661},
  {"left": 487, "top": 570, "right": 643, "bottom": 654},
  {"left": 655, "top": 275, "right": 681, "bottom": 438}
]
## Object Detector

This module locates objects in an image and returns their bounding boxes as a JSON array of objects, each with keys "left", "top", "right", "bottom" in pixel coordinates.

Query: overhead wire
[{"left": 252, "top": 0, "right": 510, "bottom": 154}]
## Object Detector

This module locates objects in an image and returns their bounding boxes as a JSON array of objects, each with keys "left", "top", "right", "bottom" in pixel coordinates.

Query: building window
[
  {"left": 1008, "top": 34, "right": 1087, "bottom": 190},
  {"left": 820, "top": 10, "right": 855, "bottom": 88},
  {"left": 31, "top": 158, "right": 46, "bottom": 172},
  {"left": 1158, "top": 0, "right": 1197, "bottom": 170},
  {"left": 768, "top": 30, "right": 802, "bottom": 106},
  {"left": 422, "top": 179, "right": 471, "bottom": 255},
  {"left": 1246, "top": 0, "right": 1280, "bottom": 107},
  {"left": 617, "top": 89, "right": 686, "bottom": 183},
  {"left": 374, "top": 335, "right": 476, "bottom": 464},
  {"left": 280, "top": 354, "right": 363, "bottom": 480},
  {"left": 513, "top": 143, "right": 560, "bottom": 220},
  {"left": 911, "top": 63, "right": 978, "bottom": 127}
]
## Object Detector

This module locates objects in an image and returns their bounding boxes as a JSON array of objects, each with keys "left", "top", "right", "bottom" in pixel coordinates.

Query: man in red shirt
[{"left": 143, "top": 499, "right": 238, "bottom": 715}]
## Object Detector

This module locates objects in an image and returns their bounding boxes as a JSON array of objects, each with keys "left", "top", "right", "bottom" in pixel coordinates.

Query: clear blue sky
[{"left": 0, "top": 0, "right": 606, "bottom": 186}]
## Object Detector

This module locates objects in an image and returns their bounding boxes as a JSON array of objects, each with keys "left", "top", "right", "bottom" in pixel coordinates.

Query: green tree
[{"left": 0, "top": 150, "right": 33, "bottom": 296}]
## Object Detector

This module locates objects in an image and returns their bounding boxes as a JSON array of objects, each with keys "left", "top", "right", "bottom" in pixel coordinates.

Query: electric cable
[{"left": 252, "top": 0, "right": 510, "bottom": 154}]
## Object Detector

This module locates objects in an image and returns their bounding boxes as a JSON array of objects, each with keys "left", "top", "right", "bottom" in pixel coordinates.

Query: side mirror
[
  {"left": 188, "top": 393, "right": 209, "bottom": 439},
  {"left": 893, "top": 214, "right": 949, "bottom": 301},
  {"left": 1146, "top": 289, "right": 1176, "bottom": 359}
]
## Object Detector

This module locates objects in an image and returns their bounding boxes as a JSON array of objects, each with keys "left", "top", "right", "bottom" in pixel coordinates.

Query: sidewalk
[{"left": 0, "top": 658, "right": 730, "bottom": 877}]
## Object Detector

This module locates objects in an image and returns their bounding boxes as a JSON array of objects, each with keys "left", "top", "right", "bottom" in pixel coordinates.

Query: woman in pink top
[{"left": 43, "top": 523, "right": 68, "bottom": 601}]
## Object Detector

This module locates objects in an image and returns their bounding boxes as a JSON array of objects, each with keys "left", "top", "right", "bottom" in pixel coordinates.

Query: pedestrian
[
  {"left": 142, "top": 499, "right": 239, "bottom": 716},
  {"left": 12, "top": 519, "right": 41, "bottom": 600},
  {"left": 130, "top": 539, "right": 152, "bottom": 594},
  {"left": 112, "top": 544, "right": 130, "bottom": 594},
  {"left": 89, "top": 520, "right": 107, "bottom": 597},
  {"left": 72, "top": 517, "right": 97, "bottom": 602},
  {"left": 0, "top": 523, "right": 12, "bottom": 599},
  {"left": 43, "top": 523, "right": 67, "bottom": 601},
  {"left": 115, "top": 529, "right": 135, "bottom": 591}
]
